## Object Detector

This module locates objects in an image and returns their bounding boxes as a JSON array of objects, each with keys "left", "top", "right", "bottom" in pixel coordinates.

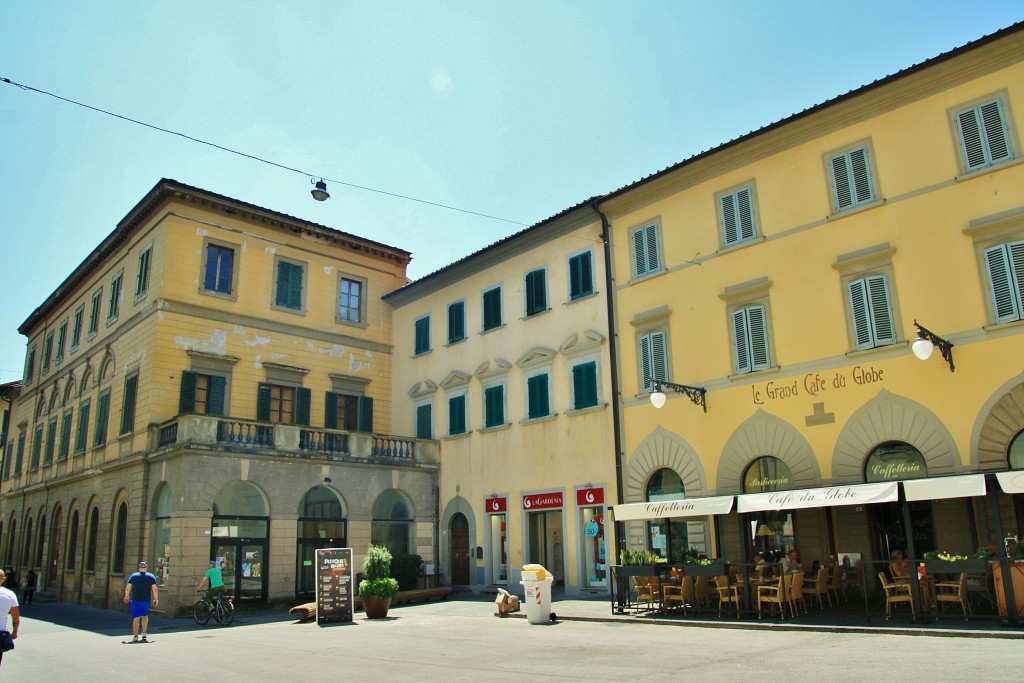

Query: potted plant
[
  {"left": 922, "top": 548, "right": 989, "bottom": 575},
  {"left": 358, "top": 544, "right": 400, "bottom": 619},
  {"left": 612, "top": 549, "right": 665, "bottom": 612},
  {"left": 681, "top": 554, "right": 731, "bottom": 576}
]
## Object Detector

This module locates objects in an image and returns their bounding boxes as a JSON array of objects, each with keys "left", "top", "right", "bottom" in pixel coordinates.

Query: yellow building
[
  {"left": 1, "top": 180, "right": 438, "bottom": 613},
  {"left": 604, "top": 23, "right": 1024, "bottom": 575},
  {"left": 385, "top": 202, "right": 617, "bottom": 596}
]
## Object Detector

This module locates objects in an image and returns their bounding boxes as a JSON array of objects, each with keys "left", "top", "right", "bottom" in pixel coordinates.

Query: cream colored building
[
  {"left": 603, "top": 23, "right": 1024, "bottom": 574},
  {"left": 0, "top": 180, "right": 438, "bottom": 613},
  {"left": 385, "top": 202, "right": 618, "bottom": 596}
]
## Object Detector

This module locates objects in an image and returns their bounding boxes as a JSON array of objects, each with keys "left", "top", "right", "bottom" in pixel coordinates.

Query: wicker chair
[
  {"left": 633, "top": 575, "right": 661, "bottom": 611},
  {"left": 757, "top": 574, "right": 789, "bottom": 619},
  {"left": 878, "top": 571, "right": 915, "bottom": 620},
  {"left": 804, "top": 566, "right": 832, "bottom": 608},
  {"left": 714, "top": 575, "right": 741, "bottom": 617},
  {"left": 788, "top": 570, "right": 806, "bottom": 615},
  {"left": 934, "top": 572, "right": 971, "bottom": 620}
]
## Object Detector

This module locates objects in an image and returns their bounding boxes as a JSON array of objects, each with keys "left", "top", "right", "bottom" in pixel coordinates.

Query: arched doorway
[
  {"left": 744, "top": 456, "right": 794, "bottom": 561},
  {"left": 296, "top": 487, "right": 347, "bottom": 599},
  {"left": 211, "top": 481, "right": 270, "bottom": 604},
  {"left": 865, "top": 441, "right": 934, "bottom": 561},
  {"left": 646, "top": 468, "right": 688, "bottom": 563},
  {"left": 449, "top": 513, "right": 470, "bottom": 585}
]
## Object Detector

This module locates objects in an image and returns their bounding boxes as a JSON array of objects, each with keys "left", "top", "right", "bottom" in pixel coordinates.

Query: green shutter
[
  {"left": 573, "top": 363, "right": 598, "bottom": 410},
  {"left": 95, "top": 393, "right": 110, "bottom": 446},
  {"left": 208, "top": 375, "right": 226, "bottom": 416},
  {"left": 179, "top": 371, "right": 197, "bottom": 414},
  {"left": 485, "top": 385, "right": 504, "bottom": 427},
  {"left": 483, "top": 288, "right": 502, "bottom": 330},
  {"left": 358, "top": 396, "right": 374, "bottom": 432},
  {"left": 44, "top": 419, "right": 56, "bottom": 465},
  {"left": 76, "top": 403, "right": 90, "bottom": 452},
  {"left": 528, "top": 375, "right": 549, "bottom": 419},
  {"left": 296, "top": 387, "right": 311, "bottom": 426},
  {"left": 121, "top": 375, "right": 138, "bottom": 435},
  {"left": 416, "top": 404, "right": 432, "bottom": 439},
  {"left": 257, "top": 383, "right": 272, "bottom": 421},
  {"left": 325, "top": 392, "right": 339, "bottom": 429}
]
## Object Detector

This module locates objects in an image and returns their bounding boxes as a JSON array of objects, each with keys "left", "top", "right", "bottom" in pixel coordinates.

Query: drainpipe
[{"left": 590, "top": 201, "right": 626, "bottom": 562}]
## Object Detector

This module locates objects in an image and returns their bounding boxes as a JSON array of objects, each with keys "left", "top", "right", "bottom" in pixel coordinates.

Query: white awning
[
  {"left": 996, "top": 471, "right": 1024, "bottom": 495},
  {"left": 611, "top": 496, "right": 734, "bottom": 522},
  {"left": 903, "top": 474, "right": 986, "bottom": 501},
  {"left": 736, "top": 481, "right": 898, "bottom": 513}
]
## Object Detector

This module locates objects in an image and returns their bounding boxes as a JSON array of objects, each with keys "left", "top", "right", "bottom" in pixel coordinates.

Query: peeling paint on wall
[
  {"left": 196, "top": 228, "right": 208, "bottom": 236},
  {"left": 174, "top": 329, "right": 228, "bottom": 355},
  {"left": 318, "top": 344, "right": 347, "bottom": 359},
  {"left": 348, "top": 354, "right": 370, "bottom": 374},
  {"left": 270, "top": 352, "right": 288, "bottom": 360},
  {"left": 265, "top": 246, "right": 276, "bottom": 254},
  {"left": 323, "top": 266, "right": 333, "bottom": 275}
]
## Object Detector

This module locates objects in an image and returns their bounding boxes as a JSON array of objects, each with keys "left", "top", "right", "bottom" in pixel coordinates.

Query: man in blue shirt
[{"left": 123, "top": 561, "right": 158, "bottom": 642}]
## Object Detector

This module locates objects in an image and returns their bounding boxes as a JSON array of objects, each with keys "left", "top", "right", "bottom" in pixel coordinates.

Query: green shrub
[
  {"left": 358, "top": 544, "right": 400, "bottom": 599},
  {"left": 391, "top": 552, "right": 423, "bottom": 591}
]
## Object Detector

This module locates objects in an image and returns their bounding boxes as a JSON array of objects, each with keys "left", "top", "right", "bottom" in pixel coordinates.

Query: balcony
[{"left": 152, "top": 414, "right": 438, "bottom": 466}]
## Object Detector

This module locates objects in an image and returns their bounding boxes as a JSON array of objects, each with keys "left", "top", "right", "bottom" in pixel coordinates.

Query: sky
[{"left": 1, "top": 1, "right": 1022, "bottom": 383}]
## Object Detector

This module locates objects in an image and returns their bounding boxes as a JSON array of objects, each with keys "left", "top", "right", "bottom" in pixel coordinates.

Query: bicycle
[{"left": 193, "top": 589, "right": 235, "bottom": 626}]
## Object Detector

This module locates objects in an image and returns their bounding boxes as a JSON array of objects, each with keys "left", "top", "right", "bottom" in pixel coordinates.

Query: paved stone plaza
[{"left": 7, "top": 598, "right": 1023, "bottom": 681}]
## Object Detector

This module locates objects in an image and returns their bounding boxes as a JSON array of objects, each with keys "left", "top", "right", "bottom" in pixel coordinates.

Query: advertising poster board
[{"left": 315, "top": 547, "right": 354, "bottom": 625}]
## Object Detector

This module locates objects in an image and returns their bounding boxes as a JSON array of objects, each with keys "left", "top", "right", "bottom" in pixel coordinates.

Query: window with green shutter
[
  {"left": 525, "top": 268, "right": 547, "bottom": 317},
  {"left": 414, "top": 315, "right": 431, "bottom": 355},
  {"left": 179, "top": 371, "right": 226, "bottom": 416},
  {"left": 957, "top": 99, "right": 1013, "bottom": 172},
  {"left": 482, "top": 286, "right": 502, "bottom": 331},
  {"left": 416, "top": 403, "right": 432, "bottom": 439},
  {"left": 568, "top": 251, "right": 594, "bottom": 300},
  {"left": 108, "top": 272, "right": 123, "bottom": 320},
  {"left": 274, "top": 259, "right": 305, "bottom": 310},
  {"left": 15, "top": 432, "right": 25, "bottom": 475},
  {"left": 984, "top": 241, "right": 1024, "bottom": 323},
  {"left": 136, "top": 246, "right": 152, "bottom": 297},
  {"left": 572, "top": 362, "right": 598, "bottom": 410},
  {"left": 448, "top": 301, "right": 466, "bottom": 343},
  {"left": 43, "top": 333, "right": 53, "bottom": 371},
  {"left": 121, "top": 374, "right": 138, "bottom": 435},
  {"left": 448, "top": 394, "right": 467, "bottom": 435},
  {"left": 44, "top": 418, "right": 56, "bottom": 465},
  {"left": 59, "top": 409, "right": 73, "bottom": 460},
  {"left": 732, "top": 305, "right": 771, "bottom": 373},
  {"left": 848, "top": 274, "right": 896, "bottom": 350},
  {"left": 527, "top": 374, "right": 549, "bottom": 419},
  {"left": 75, "top": 401, "right": 90, "bottom": 453},
  {"left": 95, "top": 390, "right": 110, "bottom": 446},
  {"left": 484, "top": 385, "right": 505, "bottom": 428},
  {"left": 31, "top": 425, "right": 42, "bottom": 469},
  {"left": 631, "top": 223, "right": 661, "bottom": 278},
  {"left": 89, "top": 288, "right": 102, "bottom": 335},
  {"left": 71, "top": 306, "right": 83, "bottom": 348},
  {"left": 720, "top": 186, "right": 757, "bottom": 246},
  {"left": 639, "top": 331, "right": 668, "bottom": 391},
  {"left": 56, "top": 321, "right": 67, "bottom": 360},
  {"left": 830, "top": 147, "right": 874, "bottom": 212}
]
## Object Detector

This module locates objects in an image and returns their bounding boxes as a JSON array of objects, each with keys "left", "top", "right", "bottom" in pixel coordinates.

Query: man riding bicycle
[{"left": 197, "top": 559, "right": 226, "bottom": 606}]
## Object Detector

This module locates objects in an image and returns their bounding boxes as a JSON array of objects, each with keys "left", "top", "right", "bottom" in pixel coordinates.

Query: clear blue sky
[{"left": 1, "top": 1, "right": 1021, "bottom": 382}]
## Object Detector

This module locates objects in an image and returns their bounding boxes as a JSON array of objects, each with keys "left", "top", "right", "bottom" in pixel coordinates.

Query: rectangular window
[
  {"left": 179, "top": 371, "right": 226, "bottom": 416},
  {"left": 121, "top": 374, "right": 138, "bottom": 435},
  {"left": 720, "top": 186, "right": 757, "bottom": 246},
  {"left": 568, "top": 251, "right": 594, "bottom": 300},
  {"left": 338, "top": 276, "right": 363, "bottom": 323},
  {"left": 631, "top": 223, "right": 662, "bottom": 278},
  {"left": 830, "top": 146, "right": 874, "bottom": 212},
  {"left": 2, "top": 442, "right": 11, "bottom": 481},
  {"left": 271, "top": 385, "right": 295, "bottom": 423},
  {"left": 44, "top": 418, "right": 56, "bottom": 465},
  {"left": 415, "top": 403, "right": 433, "bottom": 440},
  {"left": 89, "top": 289, "right": 102, "bottom": 335},
  {"left": 482, "top": 286, "right": 502, "bottom": 331},
  {"left": 526, "top": 374, "right": 550, "bottom": 420},
  {"left": 274, "top": 259, "right": 305, "bottom": 311},
  {"left": 732, "top": 305, "right": 771, "bottom": 373},
  {"left": 256, "top": 383, "right": 311, "bottom": 426},
  {"left": 15, "top": 432, "right": 24, "bottom": 475},
  {"left": 448, "top": 394, "right": 467, "bottom": 435},
  {"left": 325, "top": 392, "right": 361, "bottom": 431},
  {"left": 640, "top": 331, "right": 668, "bottom": 391},
  {"left": 56, "top": 321, "right": 68, "bottom": 360},
  {"left": 525, "top": 268, "right": 547, "bottom": 317},
  {"left": 414, "top": 315, "right": 431, "bottom": 355},
  {"left": 59, "top": 409, "right": 73, "bottom": 460},
  {"left": 71, "top": 306, "right": 84, "bottom": 348},
  {"left": 108, "top": 272, "right": 123, "bottom": 320},
  {"left": 572, "top": 361, "right": 599, "bottom": 410},
  {"left": 957, "top": 99, "right": 1013, "bottom": 172},
  {"left": 203, "top": 243, "right": 236, "bottom": 294},
  {"left": 447, "top": 301, "right": 466, "bottom": 344},
  {"left": 95, "top": 390, "right": 111, "bottom": 446},
  {"left": 984, "top": 240, "right": 1024, "bottom": 323},
  {"left": 25, "top": 347, "right": 35, "bottom": 384},
  {"left": 484, "top": 385, "right": 505, "bottom": 428},
  {"left": 76, "top": 400, "right": 91, "bottom": 453},
  {"left": 31, "top": 425, "right": 42, "bottom": 470},
  {"left": 43, "top": 332, "right": 54, "bottom": 371},
  {"left": 136, "top": 246, "right": 152, "bottom": 297},
  {"left": 848, "top": 274, "right": 896, "bottom": 350}
]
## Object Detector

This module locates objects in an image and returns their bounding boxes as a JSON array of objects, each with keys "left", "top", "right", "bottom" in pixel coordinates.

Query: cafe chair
[
  {"left": 934, "top": 572, "right": 971, "bottom": 620},
  {"left": 757, "top": 574, "right": 789, "bottom": 619},
  {"left": 788, "top": 570, "right": 807, "bottom": 615},
  {"left": 878, "top": 571, "right": 915, "bottom": 620},
  {"left": 694, "top": 576, "right": 711, "bottom": 609},
  {"left": 804, "top": 566, "right": 832, "bottom": 608},
  {"left": 842, "top": 566, "right": 863, "bottom": 599},
  {"left": 714, "top": 575, "right": 741, "bottom": 617},
  {"left": 828, "top": 564, "right": 846, "bottom": 603},
  {"left": 964, "top": 572, "right": 995, "bottom": 609},
  {"left": 663, "top": 576, "right": 693, "bottom": 615},
  {"left": 633, "top": 575, "right": 661, "bottom": 611}
]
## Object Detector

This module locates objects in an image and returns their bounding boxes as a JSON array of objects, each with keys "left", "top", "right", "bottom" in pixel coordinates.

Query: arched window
[
  {"left": 213, "top": 481, "right": 269, "bottom": 517},
  {"left": 371, "top": 489, "right": 414, "bottom": 555},
  {"left": 23, "top": 517, "right": 34, "bottom": 565},
  {"left": 112, "top": 502, "right": 128, "bottom": 574},
  {"left": 743, "top": 456, "right": 792, "bottom": 493},
  {"left": 1009, "top": 430, "right": 1024, "bottom": 470},
  {"left": 645, "top": 468, "right": 689, "bottom": 562},
  {"left": 36, "top": 515, "right": 47, "bottom": 567},
  {"left": 85, "top": 507, "right": 100, "bottom": 571},
  {"left": 865, "top": 441, "right": 927, "bottom": 482},
  {"left": 67, "top": 511, "right": 79, "bottom": 570},
  {"left": 745, "top": 456, "right": 796, "bottom": 560}
]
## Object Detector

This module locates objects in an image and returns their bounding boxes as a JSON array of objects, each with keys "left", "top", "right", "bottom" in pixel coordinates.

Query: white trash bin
[{"left": 520, "top": 564, "right": 554, "bottom": 624}]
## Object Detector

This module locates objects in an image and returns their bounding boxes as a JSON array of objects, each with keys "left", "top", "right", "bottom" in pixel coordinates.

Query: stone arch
[
  {"left": 716, "top": 409, "right": 820, "bottom": 494},
  {"left": 440, "top": 496, "right": 476, "bottom": 586},
  {"left": 832, "top": 388, "right": 960, "bottom": 483},
  {"left": 624, "top": 426, "right": 707, "bottom": 503},
  {"left": 971, "top": 374, "right": 1024, "bottom": 470}
]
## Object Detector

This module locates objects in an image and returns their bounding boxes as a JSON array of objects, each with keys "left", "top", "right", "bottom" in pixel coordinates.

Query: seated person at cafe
[
  {"left": 752, "top": 553, "right": 771, "bottom": 579},
  {"left": 889, "top": 549, "right": 913, "bottom": 579},
  {"left": 780, "top": 549, "right": 802, "bottom": 574}
]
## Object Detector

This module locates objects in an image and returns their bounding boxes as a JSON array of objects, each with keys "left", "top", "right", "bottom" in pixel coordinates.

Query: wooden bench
[{"left": 289, "top": 586, "right": 453, "bottom": 623}]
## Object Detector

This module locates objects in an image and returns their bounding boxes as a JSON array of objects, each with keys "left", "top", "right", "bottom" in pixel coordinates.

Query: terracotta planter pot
[{"left": 362, "top": 595, "right": 392, "bottom": 619}]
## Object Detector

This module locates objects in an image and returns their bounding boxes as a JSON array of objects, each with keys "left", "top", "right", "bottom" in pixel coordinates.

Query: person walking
[
  {"left": 0, "top": 569, "right": 20, "bottom": 668},
  {"left": 22, "top": 570, "right": 36, "bottom": 605},
  {"left": 123, "top": 561, "right": 158, "bottom": 643}
]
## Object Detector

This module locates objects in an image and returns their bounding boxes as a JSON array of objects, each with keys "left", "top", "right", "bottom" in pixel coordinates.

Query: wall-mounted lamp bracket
[
  {"left": 911, "top": 319, "right": 954, "bottom": 372},
  {"left": 648, "top": 378, "right": 707, "bottom": 412}
]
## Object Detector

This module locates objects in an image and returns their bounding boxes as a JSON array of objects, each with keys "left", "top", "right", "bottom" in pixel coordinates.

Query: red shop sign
[
  {"left": 523, "top": 492, "right": 563, "bottom": 511},
  {"left": 485, "top": 496, "right": 507, "bottom": 514},
  {"left": 576, "top": 488, "right": 605, "bottom": 506}
]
